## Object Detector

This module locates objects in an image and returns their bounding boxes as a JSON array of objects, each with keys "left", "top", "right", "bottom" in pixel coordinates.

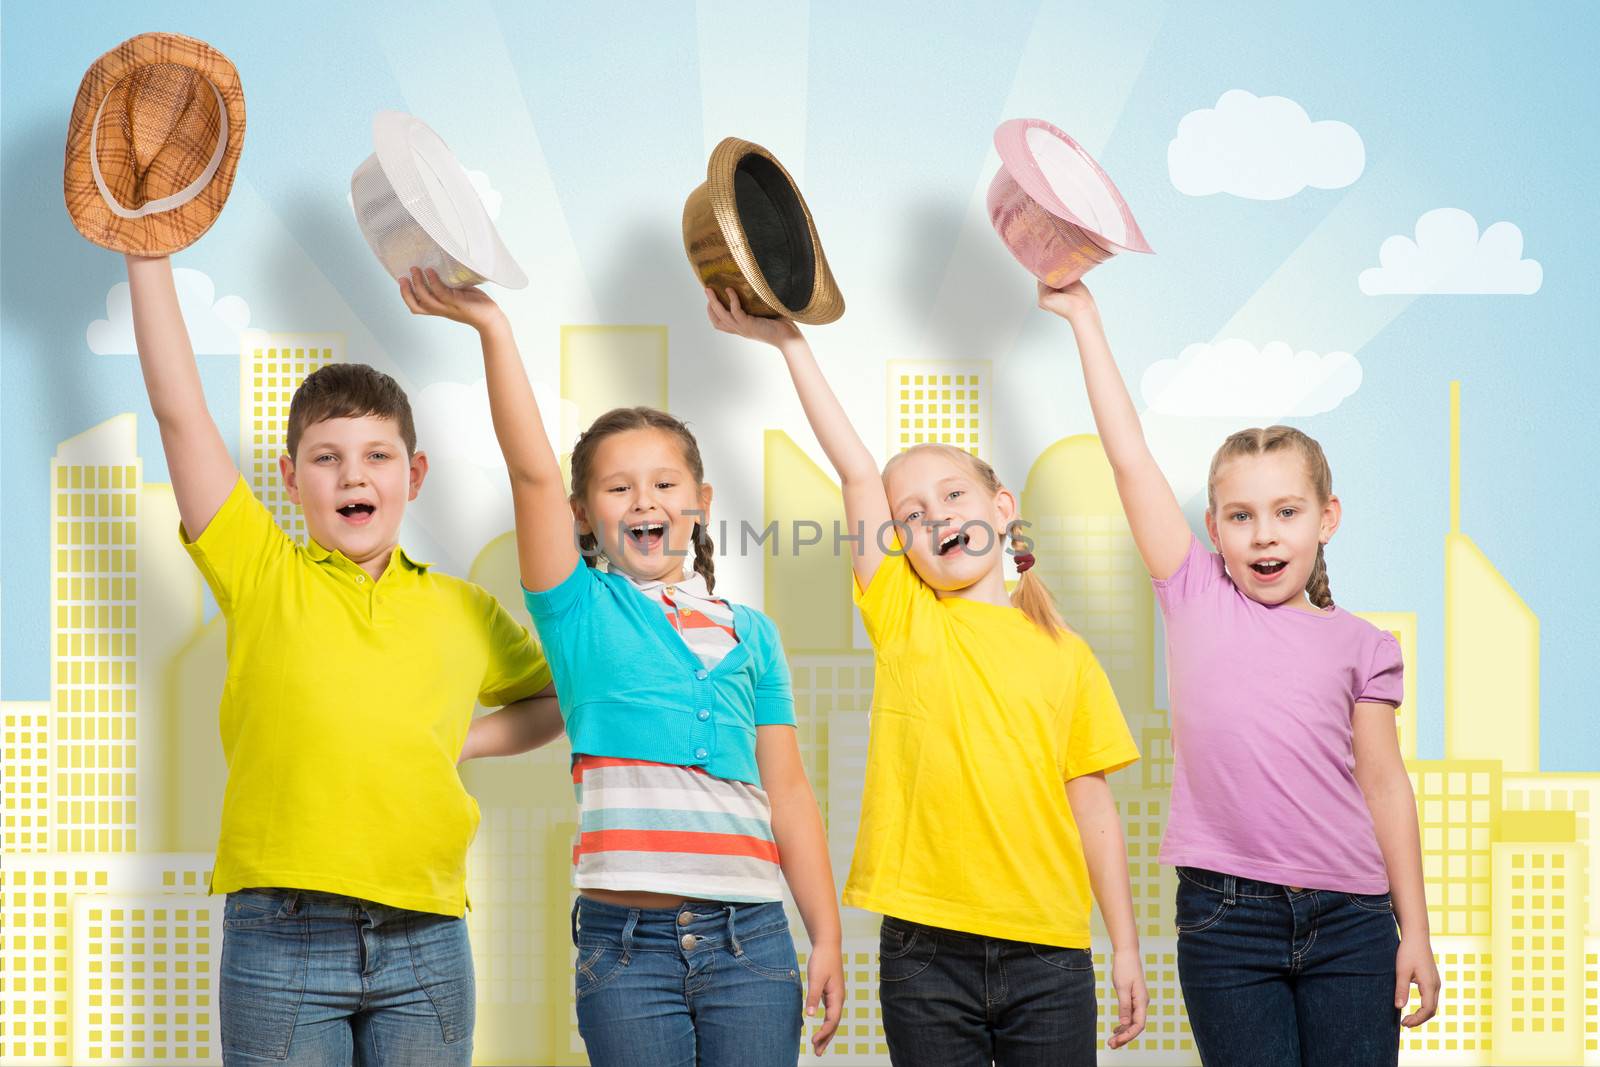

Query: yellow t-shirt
[
  {"left": 842, "top": 545, "right": 1139, "bottom": 947},
  {"left": 183, "top": 477, "right": 551, "bottom": 916}
]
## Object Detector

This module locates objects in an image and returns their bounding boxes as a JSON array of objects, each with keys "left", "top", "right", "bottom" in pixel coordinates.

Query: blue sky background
[{"left": 4, "top": 1, "right": 1597, "bottom": 766}]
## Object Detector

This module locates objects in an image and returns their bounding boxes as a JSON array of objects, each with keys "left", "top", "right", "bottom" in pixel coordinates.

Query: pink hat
[{"left": 988, "top": 118, "right": 1152, "bottom": 287}]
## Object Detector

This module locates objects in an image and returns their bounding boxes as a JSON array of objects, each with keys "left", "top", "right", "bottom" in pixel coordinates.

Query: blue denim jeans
[
  {"left": 219, "top": 888, "right": 474, "bottom": 1066},
  {"left": 571, "top": 895, "right": 803, "bottom": 1067},
  {"left": 877, "top": 915, "right": 1098, "bottom": 1067},
  {"left": 1175, "top": 866, "right": 1402, "bottom": 1067}
]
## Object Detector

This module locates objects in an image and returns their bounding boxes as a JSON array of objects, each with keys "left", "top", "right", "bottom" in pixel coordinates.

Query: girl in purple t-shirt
[{"left": 1040, "top": 280, "right": 1440, "bottom": 1067}]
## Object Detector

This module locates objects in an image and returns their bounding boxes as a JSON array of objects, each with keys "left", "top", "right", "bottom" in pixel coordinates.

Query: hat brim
[
  {"left": 369, "top": 111, "right": 525, "bottom": 289},
  {"left": 691, "top": 137, "right": 843, "bottom": 325},
  {"left": 993, "top": 118, "right": 1151, "bottom": 256},
  {"left": 63, "top": 32, "right": 246, "bottom": 257}
]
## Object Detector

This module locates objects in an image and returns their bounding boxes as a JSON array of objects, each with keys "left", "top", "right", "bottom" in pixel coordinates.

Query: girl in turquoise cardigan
[{"left": 400, "top": 268, "right": 844, "bottom": 1064}]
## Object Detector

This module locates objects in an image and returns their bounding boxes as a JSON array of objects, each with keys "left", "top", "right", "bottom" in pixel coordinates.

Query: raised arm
[
  {"left": 400, "top": 267, "right": 578, "bottom": 592},
  {"left": 705, "top": 289, "right": 892, "bottom": 589},
  {"left": 1038, "top": 281, "right": 1191, "bottom": 580},
  {"left": 124, "top": 255, "right": 238, "bottom": 536}
]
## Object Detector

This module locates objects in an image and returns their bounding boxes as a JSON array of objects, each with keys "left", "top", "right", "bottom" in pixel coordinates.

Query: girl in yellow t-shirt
[{"left": 709, "top": 288, "right": 1147, "bottom": 1065}]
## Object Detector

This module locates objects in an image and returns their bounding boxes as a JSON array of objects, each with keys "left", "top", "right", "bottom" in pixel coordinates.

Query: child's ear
[
  {"left": 1203, "top": 509, "right": 1221, "bottom": 551},
  {"left": 993, "top": 487, "right": 1018, "bottom": 528},
  {"left": 407, "top": 451, "right": 429, "bottom": 501},
  {"left": 1320, "top": 495, "right": 1342, "bottom": 544},
  {"left": 279, "top": 453, "right": 300, "bottom": 506},
  {"left": 570, "top": 499, "right": 593, "bottom": 535},
  {"left": 698, "top": 482, "right": 713, "bottom": 519}
]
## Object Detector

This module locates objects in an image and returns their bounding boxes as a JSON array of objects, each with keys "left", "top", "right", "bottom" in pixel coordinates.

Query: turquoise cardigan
[{"left": 523, "top": 560, "right": 794, "bottom": 786}]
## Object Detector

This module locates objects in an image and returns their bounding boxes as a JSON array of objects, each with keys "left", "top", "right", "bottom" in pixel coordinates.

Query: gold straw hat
[
  {"left": 63, "top": 32, "right": 246, "bottom": 256},
  {"left": 683, "top": 137, "right": 843, "bottom": 325}
]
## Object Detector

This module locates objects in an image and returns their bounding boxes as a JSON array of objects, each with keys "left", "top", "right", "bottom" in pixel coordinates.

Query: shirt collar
[
  {"left": 625, "top": 570, "right": 710, "bottom": 598},
  {"left": 304, "top": 539, "right": 431, "bottom": 574}
]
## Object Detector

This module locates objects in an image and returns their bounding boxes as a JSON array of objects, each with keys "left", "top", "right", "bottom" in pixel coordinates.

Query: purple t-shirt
[{"left": 1155, "top": 535, "right": 1403, "bottom": 894}]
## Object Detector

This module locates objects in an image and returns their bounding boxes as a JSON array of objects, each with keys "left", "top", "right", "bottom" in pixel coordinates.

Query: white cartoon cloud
[
  {"left": 1168, "top": 90, "right": 1364, "bottom": 200},
  {"left": 1142, "top": 339, "right": 1362, "bottom": 417},
  {"left": 88, "top": 268, "right": 251, "bottom": 355},
  {"left": 1359, "top": 207, "right": 1541, "bottom": 295}
]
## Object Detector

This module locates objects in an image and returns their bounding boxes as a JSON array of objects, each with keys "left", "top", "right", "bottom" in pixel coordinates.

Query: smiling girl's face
[
  {"left": 572, "top": 427, "right": 712, "bottom": 583},
  {"left": 882, "top": 446, "right": 1016, "bottom": 593},
  {"left": 1205, "top": 448, "right": 1340, "bottom": 610}
]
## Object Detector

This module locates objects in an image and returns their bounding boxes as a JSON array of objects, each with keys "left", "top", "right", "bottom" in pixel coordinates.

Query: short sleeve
[
  {"left": 1062, "top": 641, "right": 1140, "bottom": 781},
  {"left": 181, "top": 476, "right": 292, "bottom": 614},
  {"left": 523, "top": 557, "right": 598, "bottom": 624},
  {"left": 754, "top": 618, "right": 796, "bottom": 727},
  {"left": 1358, "top": 631, "right": 1404, "bottom": 707},
  {"left": 477, "top": 593, "right": 554, "bottom": 707},
  {"left": 850, "top": 533, "right": 931, "bottom": 648},
  {"left": 1150, "top": 533, "right": 1226, "bottom": 616}
]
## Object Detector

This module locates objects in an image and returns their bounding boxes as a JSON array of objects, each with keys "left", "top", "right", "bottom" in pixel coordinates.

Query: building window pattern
[
  {"left": 51, "top": 462, "right": 139, "bottom": 854},
  {"left": 888, "top": 364, "right": 988, "bottom": 458},
  {"left": 1410, "top": 763, "right": 1499, "bottom": 936},
  {"left": 3, "top": 705, "right": 51, "bottom": 852},
  {"left": 73, "top": 896, "right": 221, "bottom": 1065}
]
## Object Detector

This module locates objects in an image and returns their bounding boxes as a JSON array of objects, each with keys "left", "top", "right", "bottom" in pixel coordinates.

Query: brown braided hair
[
  {"left": 568, "top": 406, "right": 716, "bottom": 593},
  {"left": 884, "top": 443, "right": 1067, "bottom": 637},
  {"left": 1205, "top": 426, "right": 1335, "bottom": 609}
]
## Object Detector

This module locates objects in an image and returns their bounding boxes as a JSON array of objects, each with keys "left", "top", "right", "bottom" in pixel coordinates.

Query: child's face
[
  {"left": 884, "top": 450, "right": 1015, "bottom": 592},
  {"left": 1204, "top": 450, "right": 1339, "bottom": 608},
  {"left": 574, "top": 428, "right": 712, "bottom": 583},
  {"left": 280, "top": 415, "right": 425, "bottom": 567}
]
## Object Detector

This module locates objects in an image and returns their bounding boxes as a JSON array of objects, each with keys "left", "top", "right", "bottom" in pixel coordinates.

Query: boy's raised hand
[
  {"left": 124, "top": 254, "right": 238, "bottom": 539},
  {"left": 399, "top": 267, "right": 505, "bottom": 333},
  {"left": 705, "top": 286, "right": 801, "bottom": 348}
]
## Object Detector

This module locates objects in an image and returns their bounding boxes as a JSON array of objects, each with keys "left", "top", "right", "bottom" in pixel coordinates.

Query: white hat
[{"left": 350, "top": 110, "right": 526, "bottom": 289}]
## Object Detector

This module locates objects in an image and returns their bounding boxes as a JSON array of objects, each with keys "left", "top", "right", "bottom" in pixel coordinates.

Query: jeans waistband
[
  {"left": 228, "top": 886, "right": 427, "bottom": 922},
  {"left": 1176, "top": 866, "right": 1323, "bottom": 900},
  {"left": 571, "top": 896, "right": 788, "bottom": 955}
]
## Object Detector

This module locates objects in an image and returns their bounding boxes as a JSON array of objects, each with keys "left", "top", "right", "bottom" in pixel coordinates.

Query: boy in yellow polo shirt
[{"left": 121, "top": 253, "right": 557, "bottom": 1067}]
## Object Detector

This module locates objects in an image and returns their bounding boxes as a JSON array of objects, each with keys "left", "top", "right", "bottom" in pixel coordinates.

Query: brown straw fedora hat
[
  {"left": 683, "top": 137, "right": 843, "bottom": 325},
  {"left": 64, "top": 32, "right": 246, "bottom": 256}
]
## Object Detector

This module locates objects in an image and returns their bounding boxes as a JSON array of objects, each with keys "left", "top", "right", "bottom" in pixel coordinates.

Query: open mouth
[
  {"left": 337, "top": 502, "right": 376, "bottom": 524},
  {"left": 626, "top": 522, "right": 667, "bottom": 553},
  {"left": 1250, "top": 559, "right": 1288, "bottom": 579},
  {"left": 937, "top": 530, "right": 970, "bottom": 557}
]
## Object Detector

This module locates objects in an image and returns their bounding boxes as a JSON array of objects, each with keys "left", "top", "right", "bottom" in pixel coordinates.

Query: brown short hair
[{"left": 285, "top": 363, "right": 416, "bottom": 459}]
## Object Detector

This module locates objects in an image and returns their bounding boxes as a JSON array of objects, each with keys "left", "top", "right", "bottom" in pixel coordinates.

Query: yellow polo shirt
[
  {"left": 842, "top": 544, "right": 1140, "bottom": 948},
  {"left": 183, "top": 477, "right": 551, "bottom": 916}
]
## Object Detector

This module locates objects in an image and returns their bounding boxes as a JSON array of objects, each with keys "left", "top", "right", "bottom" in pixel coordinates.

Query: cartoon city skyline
[{"left": 2, "top": 314, "right": 1594, "bottom": 1067}]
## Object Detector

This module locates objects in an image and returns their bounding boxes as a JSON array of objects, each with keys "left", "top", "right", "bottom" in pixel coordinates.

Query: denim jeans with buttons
[
  {"left": 1175, "top": 866, "right": 1402, "bottom": 1067},
  {"left": 572, "top": 895, "right": 802, "bottom": 1067},
  {"left": 219, "top": 887, "right": 474, "bottom": 1066},
  {"left": 876, "top": 915, "right": 1098, "bottom": 1067}
]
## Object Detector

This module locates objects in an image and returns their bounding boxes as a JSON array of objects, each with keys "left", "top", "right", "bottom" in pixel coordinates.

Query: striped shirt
[{"left": 570, "top": 571, "right": 785, "bottom": 903}]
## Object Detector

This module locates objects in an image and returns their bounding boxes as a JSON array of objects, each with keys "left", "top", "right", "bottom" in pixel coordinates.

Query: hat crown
[{"left": 100, "top": 64, "right": 223, "bottom": 209}]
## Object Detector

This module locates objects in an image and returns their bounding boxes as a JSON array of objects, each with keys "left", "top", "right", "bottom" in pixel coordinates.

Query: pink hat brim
[{"left": 993, "top": 118, "right": 1152, "bottom": 256}]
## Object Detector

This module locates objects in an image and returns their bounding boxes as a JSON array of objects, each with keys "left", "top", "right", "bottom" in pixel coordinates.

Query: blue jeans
[
  {"left": 1175, "top": 866, "right": 1402, "bottom": 1067},
  {"left": 571, "top": 895, "right": 803, "bottom": 1067},
  {"left": 877, "top": 915, "right": 1098, "bottom": 1067},
  {"left": 219, "top": 888, "right": 474, "bottom": 1066}
]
